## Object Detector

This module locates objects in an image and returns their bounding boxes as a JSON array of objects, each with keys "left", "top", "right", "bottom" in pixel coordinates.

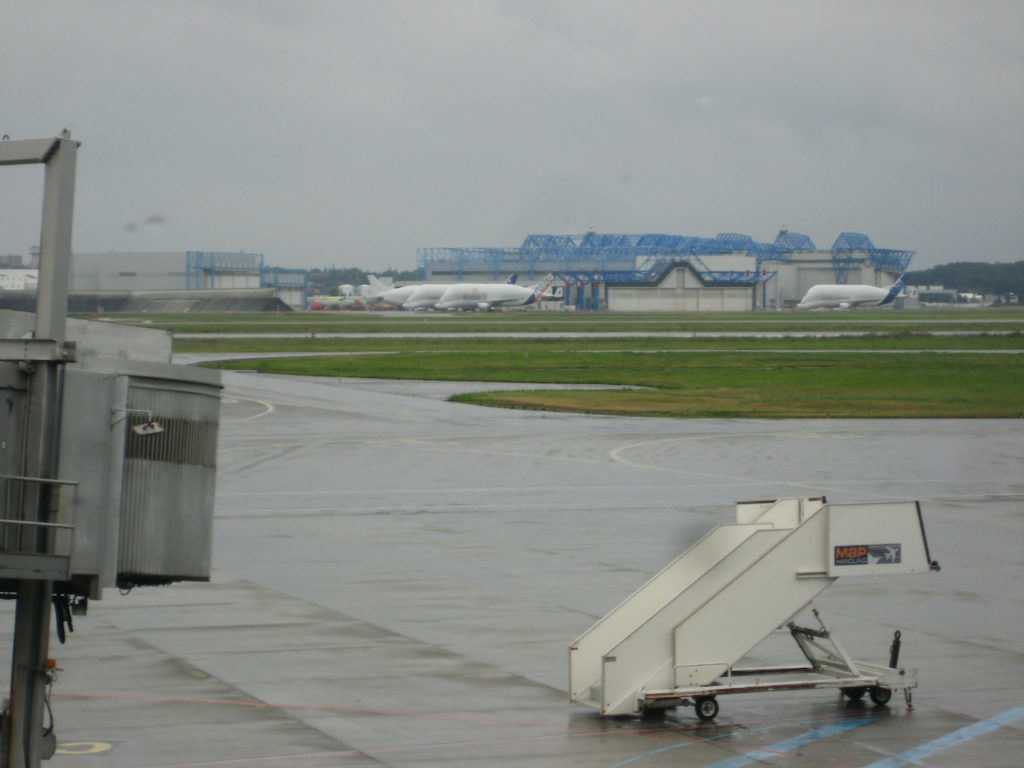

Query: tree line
[{"left": 907, "top": 261, "right": 1024, "bottom": 299}]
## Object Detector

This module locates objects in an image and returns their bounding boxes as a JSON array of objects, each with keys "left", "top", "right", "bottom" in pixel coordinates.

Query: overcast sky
[{"left": 2, "top": 0, "right": 1021, "bottom": 271}]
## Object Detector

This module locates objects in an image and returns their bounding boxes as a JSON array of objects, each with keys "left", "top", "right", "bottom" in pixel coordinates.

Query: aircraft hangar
[
  {"left": 418, "top": 231, "right": 915, "bottom": 310},
  {"left": 63, "top": 250, "right": 309, "bottom": 310}
]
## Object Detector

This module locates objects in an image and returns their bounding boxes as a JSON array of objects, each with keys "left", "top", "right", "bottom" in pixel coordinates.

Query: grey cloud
[{"left": 1, "top": 0, "right": 1020, "bottom": 269}]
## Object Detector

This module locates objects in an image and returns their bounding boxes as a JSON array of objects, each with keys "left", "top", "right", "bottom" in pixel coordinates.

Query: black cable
[{"left": 51, "top": 594, "right": 74, "bottom": 644}]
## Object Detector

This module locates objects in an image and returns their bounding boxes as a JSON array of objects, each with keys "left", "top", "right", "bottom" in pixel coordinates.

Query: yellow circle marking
[
  {"left": 232, "top": 396, "right": 275, "bottom": 422},
  {"left": 56, "top": 741, "right": 111, "bottom": 755}
]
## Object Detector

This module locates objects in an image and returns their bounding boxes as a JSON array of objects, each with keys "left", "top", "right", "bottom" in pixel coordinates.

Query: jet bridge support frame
[{"left": 0, "top": 133, "right": 79, "bottom": 767}]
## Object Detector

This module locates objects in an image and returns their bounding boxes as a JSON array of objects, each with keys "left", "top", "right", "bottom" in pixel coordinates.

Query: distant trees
[{"left": 907, "top": 261, "right": 1024, "bottom": 301}]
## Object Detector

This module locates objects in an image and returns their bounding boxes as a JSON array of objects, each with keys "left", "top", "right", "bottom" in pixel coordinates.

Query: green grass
[
  {"left": 205, "top": 343, "right": 1024, "bottom": 419},
  {"left": 83, "top": 306, "right": 1024, "bottom": 336},
  {"left": 451, "top": 353, "right": 1021, "bottom": 418},
  {"left": 176, "top": 333, "right": 1023, "bottom": 354},
  {"left": 84, "top": 308, "right": 1024, "bottom": 419}
]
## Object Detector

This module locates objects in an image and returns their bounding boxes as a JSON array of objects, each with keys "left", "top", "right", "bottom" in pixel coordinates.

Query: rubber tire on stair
[
  {"left": 695, "top": 696, "right": 719, "bottom": 721},
  {"left": 869, "top": 686, "right": 893, "bottom": 706}
]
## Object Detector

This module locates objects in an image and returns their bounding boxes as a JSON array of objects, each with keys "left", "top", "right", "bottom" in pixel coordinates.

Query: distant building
[
  {"left": 70, "top": 251, "right": 308, "bottom": 309},
  {"left": 913, "top": 285, "right": 958, "bottom": 304},
  {"left": 419, "top": 231, "right": 914, "bottom": 311}
]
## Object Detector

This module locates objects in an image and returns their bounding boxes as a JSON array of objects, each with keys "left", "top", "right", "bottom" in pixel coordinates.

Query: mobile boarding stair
[{"left": 569, "top": 497, "right": 940, "bottom": 721}]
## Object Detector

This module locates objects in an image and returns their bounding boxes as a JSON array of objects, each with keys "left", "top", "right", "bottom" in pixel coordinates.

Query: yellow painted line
[
  {"left": 222, "top": 395, "right": 275, "bottom": 422},
  {"left": 609, "top": 437, "right": 748, "bottom": 481},
  {"left": 608, "top": 436, "right": 895, "bottom": 500},
  {"left": 56, "top": 741, "right": 111, "bottom": 755}
]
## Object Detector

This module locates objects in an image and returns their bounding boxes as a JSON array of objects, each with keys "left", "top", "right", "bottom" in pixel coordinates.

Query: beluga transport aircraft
[
  {"left": 402, "top": 274, "right": 518, "bottom": 310},
  {"left": 367, "top": 275, "right": 420, "bottom": 308},
  {"left": 797, "top": 274, "right": 906, "bottom": 310},
  {"left": 435, "top": 273, "right": 555, "bottom": 311}
]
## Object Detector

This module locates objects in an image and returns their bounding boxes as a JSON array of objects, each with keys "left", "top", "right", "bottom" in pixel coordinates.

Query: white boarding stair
[{"left": 569, "top": 497, "right": 939, "bottom": 717}]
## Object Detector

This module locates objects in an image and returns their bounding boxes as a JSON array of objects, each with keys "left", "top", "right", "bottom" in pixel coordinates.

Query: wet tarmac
[{"left": 6, "top": 368, "right": 1022, "bottom": 766}]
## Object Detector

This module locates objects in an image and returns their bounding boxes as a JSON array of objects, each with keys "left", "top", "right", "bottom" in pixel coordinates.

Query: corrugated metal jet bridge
[
  {"left": 569, "top": 497, "right": 940, "bottom": 721},
  {"left": 0, "top": 134, "right": 221, "bottom": 767}
]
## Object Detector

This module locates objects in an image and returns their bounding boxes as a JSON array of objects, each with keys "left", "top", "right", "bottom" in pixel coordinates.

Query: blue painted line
[
  {"left": 606, "top": 740, "right": 704, "bottom": 767},
  {"left": 604, "top": 731, "right": 734, "bottom": 768},
  {"left": 606, "top": 717, "right": 876, "bottom": 768},
  {"left": 703, "top": 718, "right": 878, "bottom": 768},
  {"left": 862, "top": 705, "right": 1024, "bottom": 768}
]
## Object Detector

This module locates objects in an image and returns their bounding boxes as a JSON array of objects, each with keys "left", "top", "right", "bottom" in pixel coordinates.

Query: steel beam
[
  {"left": 2, "top": 134, "right": 78, "bottom": 768},
  {"left": 0, "top": 139, "right": 60, "bottom": 167}
]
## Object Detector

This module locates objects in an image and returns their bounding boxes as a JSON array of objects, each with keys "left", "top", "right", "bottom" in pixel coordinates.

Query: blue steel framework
[
  {"left": 830, "top": 233, "right": 914, "bottom": 283},
  {"left": 419, "top": 232, "right": 798, "bottom": 284},
  {"left": 260, "top": 266, "right": 309, "bottom": 297},
  {"left": 186, "top": 247, "right": 309, "bottom": 305},
  {"left": 419, "top": 231, "right": 913, "bottom": 286},
  {"left": 186, "top": 251, "right": 265, "bottom": 289},
  {"left": 186, "top": 251, "right": 309, "bottom": 303}
]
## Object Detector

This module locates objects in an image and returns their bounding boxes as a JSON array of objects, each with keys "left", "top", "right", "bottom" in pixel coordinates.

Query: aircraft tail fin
[
  {"left": 525, "top": 273, "right": 556, "bottom": 304},
  {"left": 505, "top": 273, "right": 518, "bottom": 284},
  {"left": 365, "top": 275, "right": 390, "bottom": 296},
  {"left": 880, "top": 274, "right": 906, "bottom": 306}
]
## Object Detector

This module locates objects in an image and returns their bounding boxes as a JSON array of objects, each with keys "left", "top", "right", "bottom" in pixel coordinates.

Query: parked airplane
[
  {"left": 797, "top": 275, "right": 906, "bottom": 310},
  {"left": 369, "top": 276, "right": 421, "bottom": 307},
  {"left": 402, "top": 274, "right": 518, "bottom": 310},
  {"left": 308, "top": 295, "right": 366, "bottom": 310},
  {"left": 434, "top": 273, "right": 555, "bottom": 311},
  {"left": 309, "top": 280, "right": 385, "bottom": 310}
]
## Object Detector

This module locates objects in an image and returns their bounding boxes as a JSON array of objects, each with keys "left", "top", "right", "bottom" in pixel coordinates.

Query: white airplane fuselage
[
  {"left": 373, "top": 274, "right": 518, "bottom": 310},
  {"left": 375, "top": 284, "right": 420, "bottom": 307},
  {"left": 435, "top": 273, "right": 554, "bottom": 311},
  {"left": 797, "top": 276, "right": 906, "bottom": 310},
  {"left": 402, "top": 284, "right": 449, "bottom": 310}
]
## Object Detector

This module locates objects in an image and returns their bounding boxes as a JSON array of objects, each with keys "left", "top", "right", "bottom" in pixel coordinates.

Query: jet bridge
[{"left": 569, "top": 498, "right": 939, "bottom": 720}]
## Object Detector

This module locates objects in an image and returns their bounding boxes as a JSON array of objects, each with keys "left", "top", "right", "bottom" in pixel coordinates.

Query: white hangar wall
[
  {"left": 72, "top": 252, "right": 195, "bottom": 291},
  {"left": 784, "top": 253, "right": 898, "bottom": 301},
  {"left": 606, "top": 265, "right": 753, "bottom": 312},
  {"left": 600, "top": 257, "right": 903, "bottom": 312},
  {"left": 71, "top": 252, "right": 267, "bottom": 291},
  {"left": 65, "top": 252, "right": 307, "bottom": 309},
  {"left": 431, "top": 255, "right": 904, "bottom": 312}
]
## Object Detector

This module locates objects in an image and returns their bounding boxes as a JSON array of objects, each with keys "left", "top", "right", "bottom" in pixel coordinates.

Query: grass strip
[
  {"left": 85, "top": 307, "right": 1024, "bottom": 336},
  {"left": 207, "top": 348, "right": 1023, "bottom": 418}
]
